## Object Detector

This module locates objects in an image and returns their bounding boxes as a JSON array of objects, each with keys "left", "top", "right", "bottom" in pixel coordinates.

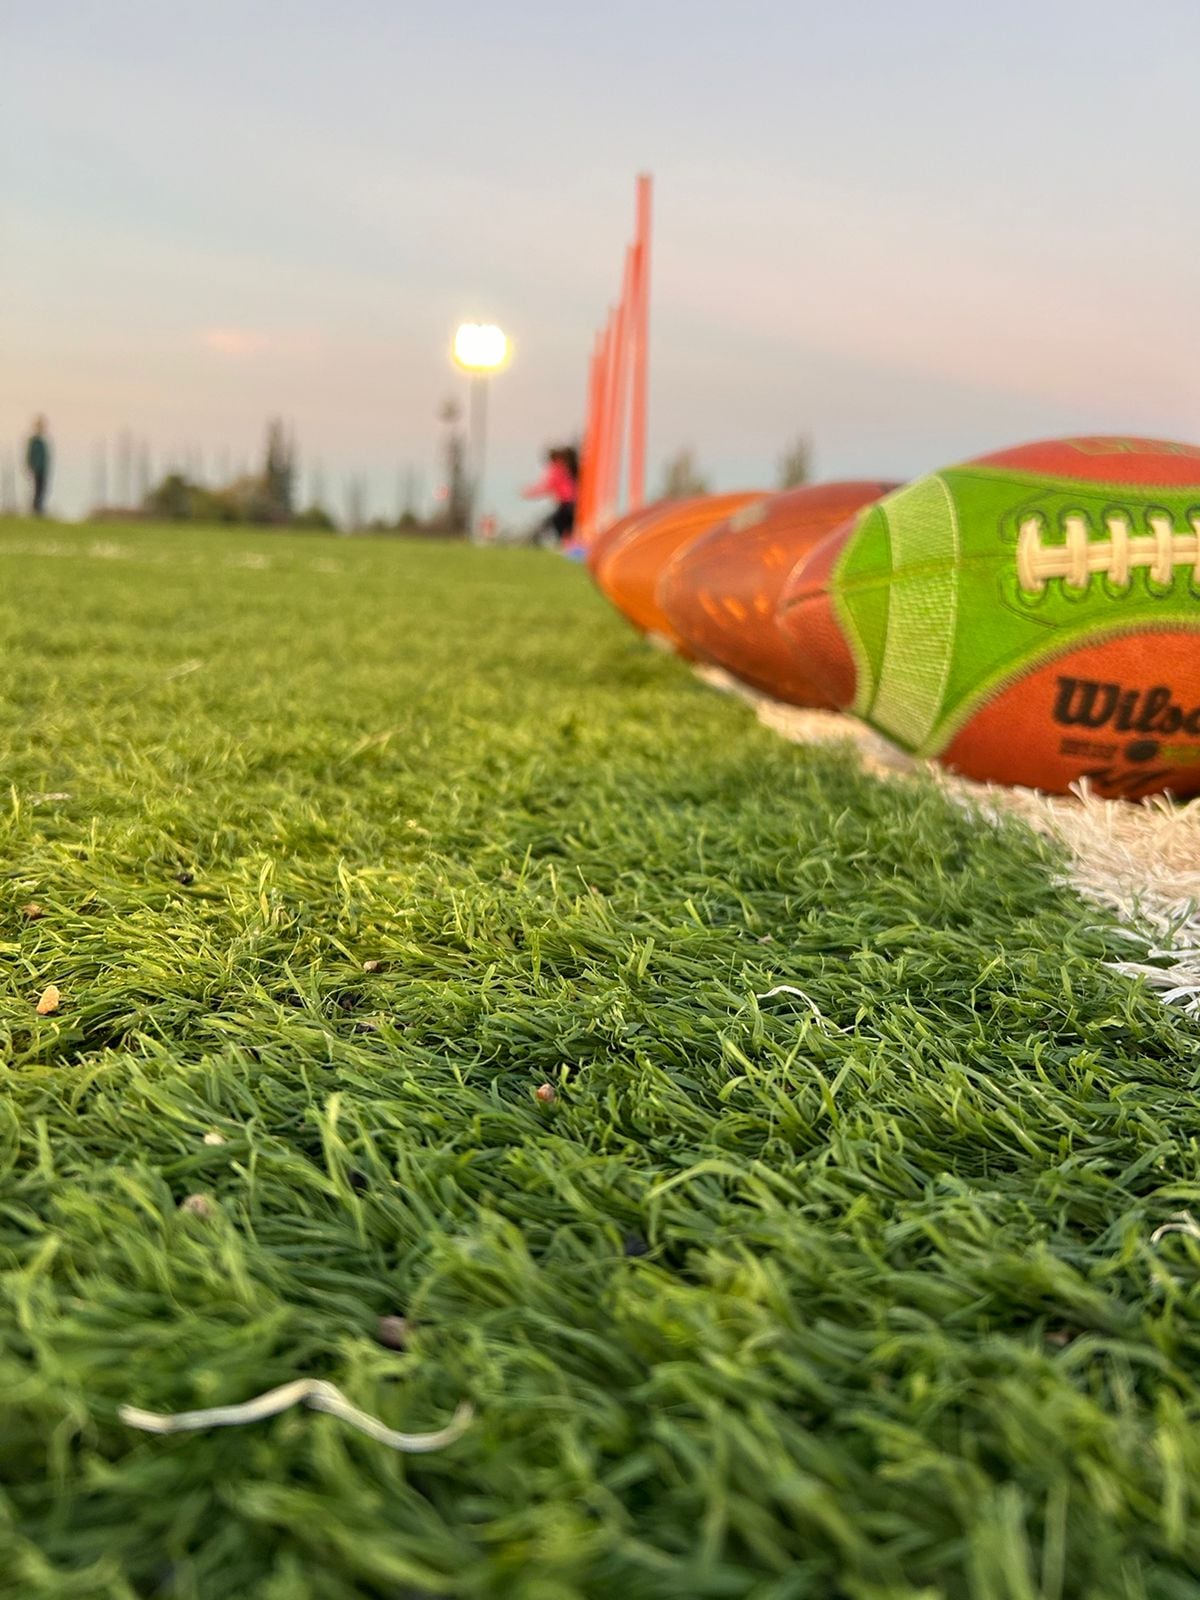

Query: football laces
[{"left": 1016, "top": 510, "right": 1200, "bottom": 594}]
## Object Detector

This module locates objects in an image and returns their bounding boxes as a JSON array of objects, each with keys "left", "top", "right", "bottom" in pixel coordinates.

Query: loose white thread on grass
[
  {"left": 757, "top": 985, "right": 845, "bottom": 1032},
  {"left": 1150, "top": 1211, "right": 1200, "bottom": 1244},
  {"left": 119, "top": 1380, "right": 474, "bottom": 1453}
]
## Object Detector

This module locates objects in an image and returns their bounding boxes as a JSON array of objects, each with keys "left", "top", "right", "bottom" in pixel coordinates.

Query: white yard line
[{"left": 698, "top": 666, "right": 1200, "bottom": 1017}]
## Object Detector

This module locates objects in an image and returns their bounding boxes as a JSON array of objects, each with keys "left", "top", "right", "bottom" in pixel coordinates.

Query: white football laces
[{"left": 1016, "top": 510, "right": 1200, "bottom": 595}]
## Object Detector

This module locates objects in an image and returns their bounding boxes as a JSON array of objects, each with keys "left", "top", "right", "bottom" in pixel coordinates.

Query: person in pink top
[{"left": 522, "top": 446, "right": 578, "bottom": 544}]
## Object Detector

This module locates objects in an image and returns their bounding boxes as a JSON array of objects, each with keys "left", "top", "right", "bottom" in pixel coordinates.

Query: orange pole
[
  {"left": 598, "top": 300, "right": 624, "bottom": 531},
  {"left": 576, "top": 341, "right": 593, "bottom": 536},
  {"left": 577, "top": 173, "right": 655, "bottom": 543},
  {"left": 577, "top": 329, "right": 606, "bottom": 542},
  {"left": 627, "top": 174, "right": 652, "bottom": 511},
  {"left": 600, "top": 246, "right": 635, "bottom": 528},
  {"left": 579, "top": 332, "right": 601, "bottom": 544}
]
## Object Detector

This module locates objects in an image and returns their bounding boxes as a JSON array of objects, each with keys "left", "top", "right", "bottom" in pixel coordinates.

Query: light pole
[{"left": 452, "top": 322, "right": 509, "bottom": 538}]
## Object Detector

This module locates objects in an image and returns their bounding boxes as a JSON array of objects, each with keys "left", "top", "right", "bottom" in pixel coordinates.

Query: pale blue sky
[{"left": 4, "top": 0, "right": 1199, "bottom": 523}]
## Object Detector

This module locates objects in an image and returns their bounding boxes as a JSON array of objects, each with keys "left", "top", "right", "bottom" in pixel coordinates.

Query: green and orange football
[{"left": 777, "top": 437, "right": 1200, "bottom": 798}]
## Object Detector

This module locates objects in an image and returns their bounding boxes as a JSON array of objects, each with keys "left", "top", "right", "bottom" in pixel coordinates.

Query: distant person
[
  {"left": 522, "top": 445, "right": 578, "bottom": 545},
  {"left": 25, "top": 417, "right": 51, "bottom": 517}
]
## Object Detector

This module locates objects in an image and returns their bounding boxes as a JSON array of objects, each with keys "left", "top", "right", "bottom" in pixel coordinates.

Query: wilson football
[
  {"left": 776, "top": 437, "right": 1200, "bottom": 798},
  {"left": 658, "top": 481, "right": 899, "bottom": 705}
]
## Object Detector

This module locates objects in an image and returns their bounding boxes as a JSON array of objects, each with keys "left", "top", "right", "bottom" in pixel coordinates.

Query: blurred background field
[
  {"left": 8, "top": 4, "right": 1200, "bottom": 529},
  {"left": 2, "top": 521, "right": 1200, "bottom": 1597}
]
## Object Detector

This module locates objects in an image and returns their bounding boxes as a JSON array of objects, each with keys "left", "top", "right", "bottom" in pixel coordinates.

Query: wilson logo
[{"left": 1053, "top": 677, "right": 1200, "bottom": 736}]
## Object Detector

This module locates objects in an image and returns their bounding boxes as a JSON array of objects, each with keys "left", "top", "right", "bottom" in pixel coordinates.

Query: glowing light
[{"left": 453, "top": 323, "right": 510, "bottom": 373}]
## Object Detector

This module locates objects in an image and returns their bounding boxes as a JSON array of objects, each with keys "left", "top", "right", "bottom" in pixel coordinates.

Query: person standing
[
  {"left": 521, "top": 445, "right": 578, "bottom": 545},
  {"left": 25, "top": 417, "right": 51, "bottom": 517}
]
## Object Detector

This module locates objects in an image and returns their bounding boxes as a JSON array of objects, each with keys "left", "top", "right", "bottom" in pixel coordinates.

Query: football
[
  {"left": 658, "top": 480, "right": 899, "bottom": 705},
  {"left": 585, "top": 503, "right": 661, "bottom": 578},
  {"left": 776, "top": 437, "right": 1200, "bottom": 799},
  {"left": 593, "top": 492, "right": 766, "bottom": 649}
]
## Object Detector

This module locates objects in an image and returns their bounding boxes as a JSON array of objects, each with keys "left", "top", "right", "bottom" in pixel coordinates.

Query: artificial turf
[{"left": 1, "top": 518, "right": 1198, "bottom": 1600}]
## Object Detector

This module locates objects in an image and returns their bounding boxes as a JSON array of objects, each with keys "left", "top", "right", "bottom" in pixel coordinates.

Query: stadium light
[
  {"left": 453, "top": 322, "right": 510, "bottom": 374},
  {"left": 451, "top": 322, "right": 511, "bottom": 539}
]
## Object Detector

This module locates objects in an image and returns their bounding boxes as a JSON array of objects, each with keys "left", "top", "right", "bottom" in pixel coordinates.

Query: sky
[{"left": 4, "top": 0, "right": 1200, "bottom": 527}]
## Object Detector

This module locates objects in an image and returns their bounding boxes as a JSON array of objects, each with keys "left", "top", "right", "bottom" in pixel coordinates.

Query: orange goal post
[{"left": 575, "top": 174, "right": 652, "bottom": 547}]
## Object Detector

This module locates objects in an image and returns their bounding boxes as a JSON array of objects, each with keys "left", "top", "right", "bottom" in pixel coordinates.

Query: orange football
[
  {"left": 594, "top": 492, "right": 767, "bottom": 649},
  {"left": 658, "top": 481, "right": 899, "bottom": 704},
  {"left": 585, "top": 504, "right": 662, "bottom": 578}
]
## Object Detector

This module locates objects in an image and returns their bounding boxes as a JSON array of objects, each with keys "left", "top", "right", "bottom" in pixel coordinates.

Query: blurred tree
[
  {"left": 293, "top": 504, "right": 338, "bottom": 531},
  {"left": 142, "top": 471, "right": 255, "bottom": 525},
  {"left": 224, "top": 473, "right": 266, "bottom": 522},
  {"left": 660, "top": 449, "right": 709, "bottom": 499},
  {"left": 263, "top": 418, "right": 295, "bottom": 521},
  {"left": 397, "top": 466, "right": 420, "bottom": 524},
  {"left": 116, "top": 430, "right": 133, "bottom": 506},
  {"left": 151, "top": 473, "right": 190, "bottom": 520},
  {"left": 345, "top": 474, "right": 366, "bottom": 533},
  {"left": 778, "top": 435, "right": 812, "bottom": 489},
  {"left": 437, "top": 400, "right": 470, "bottom": 536},
  {"left": 137, "top": 423, "right": 337, "bottom": 530},
  {"left": 92, "top": 440, "right": 108, "bottom": 513}
]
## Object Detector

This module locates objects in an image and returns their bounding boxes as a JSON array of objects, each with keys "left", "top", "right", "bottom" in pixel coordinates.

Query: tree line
[
  {"left": 92, "top": 413, "right": 472, "bottom": 536},
  {"left": 78, "top": 417, "right": 815, "bottom": 534}
]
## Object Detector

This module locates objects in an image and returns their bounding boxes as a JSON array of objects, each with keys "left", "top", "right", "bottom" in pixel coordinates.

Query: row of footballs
[
  {"left": 587, "top": 481, "right": 889, "bottom": 710},
  {"left": 582, "top": 437, "right": 1200, "bottom": 801}
]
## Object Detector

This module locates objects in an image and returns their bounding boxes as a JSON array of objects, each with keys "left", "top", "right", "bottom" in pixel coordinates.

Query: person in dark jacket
[{"left": 25, "top": 417, "right": 50, "bottom": 517}]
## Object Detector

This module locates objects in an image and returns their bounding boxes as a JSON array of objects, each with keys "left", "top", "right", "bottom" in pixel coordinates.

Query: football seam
[
  {"left": 865, "top": 473, "right": 960, "bottom": 751},
  {"left": 949, "top": 463, "right": 1200, "bottom": 494}
]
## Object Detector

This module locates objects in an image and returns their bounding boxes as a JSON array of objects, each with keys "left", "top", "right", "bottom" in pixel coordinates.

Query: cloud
[{"left": 202, "top": 327, "right": 270, "bottom": 357}]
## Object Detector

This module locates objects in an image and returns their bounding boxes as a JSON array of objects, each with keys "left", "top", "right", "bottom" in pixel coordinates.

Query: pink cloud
[{"left": 202, "top": 328, "right": 270, "bottom": 356}]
